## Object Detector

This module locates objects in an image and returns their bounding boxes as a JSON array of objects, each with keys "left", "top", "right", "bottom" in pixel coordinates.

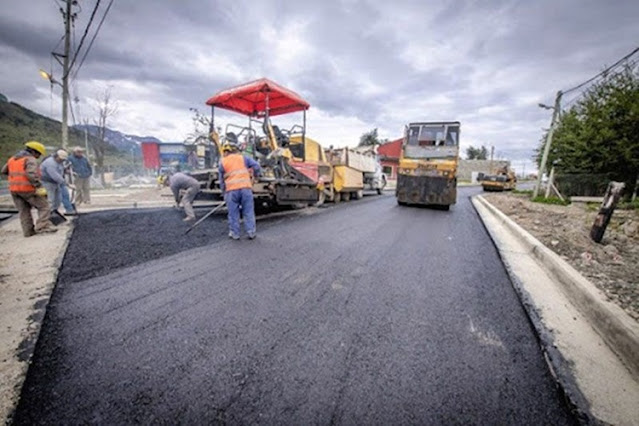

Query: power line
[
  {"left": 560, "top": 53, "right": 637, "bottom": 111},
  {"left": 65, "top": 0, "right": 101, "bottom": 79},
  {"left": 562, "top": 46, "right": 639, "bottom": 95},
  {"left": 72, "top": 0, "right": 114, "bottom": 80}
]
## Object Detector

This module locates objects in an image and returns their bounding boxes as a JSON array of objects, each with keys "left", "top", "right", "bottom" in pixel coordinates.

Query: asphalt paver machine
[{"left": 193, "top": 78, "right": 332, "bottom": 207}]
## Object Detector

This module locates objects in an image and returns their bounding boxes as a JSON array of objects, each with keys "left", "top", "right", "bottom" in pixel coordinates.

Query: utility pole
[
  {"left": 84, "top": 125, "right": 89, "bottom": 159},
  {"left": 533, "top": 90, "right": 563, "bottom": 198},
  {"left": 61, "top": 0, "right": 72, "bottom": 149},
  {"left": 490, "top": 145, "right": 494, "bottom": 174}
]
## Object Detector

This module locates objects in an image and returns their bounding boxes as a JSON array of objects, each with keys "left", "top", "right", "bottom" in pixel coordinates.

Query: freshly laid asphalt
[{"left": 14, "top": 188, "right": 576, "bottom": 424}]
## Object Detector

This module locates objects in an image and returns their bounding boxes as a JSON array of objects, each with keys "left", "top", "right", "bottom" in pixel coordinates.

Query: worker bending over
[
  {"left": 163, "top": 172, "right": 201, "bottom": 222},
  {"left": 219, "top": 137, "right": 261, "bottom": 240},
  {"left": 1, "top": 141, "right": 57, "bottom": 236}
]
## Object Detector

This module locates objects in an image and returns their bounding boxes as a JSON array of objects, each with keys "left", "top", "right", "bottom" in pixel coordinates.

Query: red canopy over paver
[{"left": 205, "top": 78, "right": 310, "bottom": 117}]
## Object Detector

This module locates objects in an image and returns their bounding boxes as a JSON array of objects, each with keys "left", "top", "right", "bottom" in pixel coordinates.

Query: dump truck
[
  {"left": 324, "top": 147, "right": 386, "bottom": 202},
  {"left": 191, "top": 78, "right": 332, "bottom": 207},
  {"left": 396, "top": 121, "right": 460, "bottom": 209},
  {"left": 481, "top": 166, "right": 517, "bottom": 191}
]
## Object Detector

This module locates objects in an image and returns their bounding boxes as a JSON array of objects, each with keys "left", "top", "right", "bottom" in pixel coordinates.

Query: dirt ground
[{"left": 483, "top": 192, "right": 639, "bottom": 322}]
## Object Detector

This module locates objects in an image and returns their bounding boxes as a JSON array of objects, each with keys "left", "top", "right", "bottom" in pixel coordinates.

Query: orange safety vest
[
  {"left": 221, "top": 153, "right": 252, "bottom": 191},
  {"left": 7, "top": 156, "right": 37, "bottom": 193}
]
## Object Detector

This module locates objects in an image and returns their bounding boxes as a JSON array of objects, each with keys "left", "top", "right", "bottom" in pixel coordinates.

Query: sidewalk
[
  {"left": 0, "top": 217, "right": 73, "bottom": 423},
  {"left": 473, "top": 195, "right": 639, "bottom": 425},
  {"left": 0, "top": 187, "right": 175, "bottom": 423}
]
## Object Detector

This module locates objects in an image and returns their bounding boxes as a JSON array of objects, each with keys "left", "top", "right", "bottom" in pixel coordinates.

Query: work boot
[
  {"left": 247, "top": 232, "right": 256, "bottom": 240},
  {"left": 183, "top": 216, "right": 196, "bottom": 222},
  {"left": 24, "top": 230, "right": 36, "bottom": 238},
  {"left": 228, "top": 232, "right": 240, "bottom": 240}
]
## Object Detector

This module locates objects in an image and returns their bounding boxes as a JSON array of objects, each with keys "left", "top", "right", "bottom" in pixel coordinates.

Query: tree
[
  {"left": 466, "top": 145, "right": 488, "bottom": 160},
  {"left": 358, "top": 128, "right": 383, "bottom": 147},
  {"left": 92, "top": 87, "right": 118, "bottom": 186},
  {"left": 545, "top": 64, "right": 639, "bottom": 198}
]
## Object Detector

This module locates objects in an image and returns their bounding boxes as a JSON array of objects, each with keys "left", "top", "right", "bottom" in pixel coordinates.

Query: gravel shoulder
[{"left": 483, "top": 192, "right": 639, "bottom": 322}]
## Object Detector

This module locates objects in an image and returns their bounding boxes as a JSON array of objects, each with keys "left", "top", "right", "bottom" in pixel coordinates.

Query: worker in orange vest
[
  {"left": 1, "top": 141, "right": 57, "bottom": 237},
  {"left": 219, "top": 135, "right": 260, "bottom": 240}
]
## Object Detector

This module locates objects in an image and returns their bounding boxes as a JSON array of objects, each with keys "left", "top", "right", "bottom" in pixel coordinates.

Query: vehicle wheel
[
  {"left": 343, "top": 192, "right": 351, "bottom": 201},
  {"left": 334, "top": 192, "right": 341, "bottom": 203},
  {"left": 376, "top": 188, "right": 382, "bottom": 195},
  {"left": 397, "top": 200, "right": 407, "bottom": 206},
  {"left": 355, "top": 190, "right": 363, "bottom": 200}
]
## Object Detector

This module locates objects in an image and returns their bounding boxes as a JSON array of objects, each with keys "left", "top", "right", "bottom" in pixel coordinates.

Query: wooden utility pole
[
  {"left": 591, "top": 182, "right": 625, "bottom": 243},
  {"left": 490, "top": 145, "right": 494, "bottom": 173},
  {"left": 544, "top": 167, "right": 555, "bottom": 198},
  {"left": 61, "top": 0, "right": 72, "bottom": 149},
  {"left": 533, "top": 91, "right": 563, "bottom": 198}
]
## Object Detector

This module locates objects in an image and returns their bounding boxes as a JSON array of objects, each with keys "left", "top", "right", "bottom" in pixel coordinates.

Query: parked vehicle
[
  {"left": 396, "top": 121, "right": 460, "bottom": 209},
  {"left": 324, "top": 147, "right": 386, "bottom": 202}
]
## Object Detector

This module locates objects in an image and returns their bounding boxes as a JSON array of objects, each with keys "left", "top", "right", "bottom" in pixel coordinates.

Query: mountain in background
[
  {"left": 74, "top": 124, "right": 161, "bottom": 153},
  {"left": 0, "top": 94, "right": 164, "bottom": 163}
]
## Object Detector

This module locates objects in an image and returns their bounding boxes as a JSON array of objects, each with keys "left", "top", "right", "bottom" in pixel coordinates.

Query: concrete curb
[{"left": 474, "top": 195, "right": 639, "bottom": 379}]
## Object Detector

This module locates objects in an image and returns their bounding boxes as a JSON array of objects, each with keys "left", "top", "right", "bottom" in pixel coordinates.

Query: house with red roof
[{"left": 377, "top": 138, "right": 402, "bottom": 182}]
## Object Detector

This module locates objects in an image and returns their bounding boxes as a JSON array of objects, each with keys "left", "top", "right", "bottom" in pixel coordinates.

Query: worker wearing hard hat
[
  {"left": 219, "top": 133, "right": 261, "bottom": 240},
  {"left": 161, "top": 172, "right": 201, "bottom": 222},
  {"left": 1, "top": 141, "right": 57, "bottom": 236},
  {"left": 40, "top": 149, "right": 76, "bottom": 215}
]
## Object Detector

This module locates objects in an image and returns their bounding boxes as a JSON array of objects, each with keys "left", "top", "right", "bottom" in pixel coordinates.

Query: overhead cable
[
  {"left": 562, "top": 46, "right": 639, "bottom": 95},
  {"left": 72, "top": 0, "right": 114, "bottom": 80},
  {"left": 65, "top": 0, "right": 102, "bottom": 80}
]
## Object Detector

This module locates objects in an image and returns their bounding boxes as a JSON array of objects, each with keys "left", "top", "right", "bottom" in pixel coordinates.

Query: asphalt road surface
[{"left": 14, "top": 187, "right": 576, "bottom": 424}]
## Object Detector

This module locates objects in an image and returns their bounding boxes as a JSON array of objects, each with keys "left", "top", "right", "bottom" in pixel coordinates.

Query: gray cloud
[{"left": 1, "top": 0, "right": 638, "bottom": 172}]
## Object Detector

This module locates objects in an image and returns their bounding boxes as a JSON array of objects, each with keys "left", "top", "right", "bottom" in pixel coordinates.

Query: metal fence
[{"left": 555, "top": 173, "right": 621, "bottom": 197}]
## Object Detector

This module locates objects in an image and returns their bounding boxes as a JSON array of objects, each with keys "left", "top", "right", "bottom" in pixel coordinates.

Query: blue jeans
[
  {"left": 226, "top": 188, "right": 255, "bottom": 237},
  {"left": 60, "top": 185, "right": 75, "bottom": 212},
  {"left": 43, "top": 181, "right": 75, "bottom": 212}
]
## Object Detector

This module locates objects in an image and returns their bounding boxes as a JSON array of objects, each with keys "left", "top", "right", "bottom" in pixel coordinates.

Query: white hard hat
[{"left": 56, "top": 149, "right": 69, "bottom": 160}]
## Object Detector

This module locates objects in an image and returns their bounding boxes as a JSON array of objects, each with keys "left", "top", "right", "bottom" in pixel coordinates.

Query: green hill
[{"left": 0, "top": 99, "right": 106, "bottom": 162}]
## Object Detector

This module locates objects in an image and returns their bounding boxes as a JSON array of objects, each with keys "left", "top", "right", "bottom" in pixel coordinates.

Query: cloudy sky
[{"left": 1, "top": 0, "right": 638, "bottom": 173}]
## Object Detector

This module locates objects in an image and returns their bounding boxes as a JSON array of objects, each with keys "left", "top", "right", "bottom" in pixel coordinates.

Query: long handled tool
[{"left": 185, "top": 201, "right": 226, "bottom": 235}]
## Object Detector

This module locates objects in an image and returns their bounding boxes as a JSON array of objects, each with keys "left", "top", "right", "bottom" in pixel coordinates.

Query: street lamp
[
  {"left": 39, "top": 69, "right": 61, "bottom": 87},
  {"left": 533, "top": 91, "right": 563, "bottom": 198},
  {"left": 39, "top": 69, "right": 69, "bottom": 149}
]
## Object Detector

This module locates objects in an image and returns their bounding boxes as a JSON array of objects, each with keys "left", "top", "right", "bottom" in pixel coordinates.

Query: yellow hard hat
[
  {"left": 25, "top": 141, "right": 47, "bottom": 156},
  {"left": 221, "top": 142, "right": 238, "bottom": 153}
]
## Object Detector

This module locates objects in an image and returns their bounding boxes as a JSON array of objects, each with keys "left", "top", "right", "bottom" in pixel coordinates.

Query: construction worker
[
  {"left": 68, "top": 146, "right": 92, "bottom": 205},
  {"left": 219, "top": 136, "right": 261, "bottom": 240},
  {"left": 1, "top": 141, "right": 57, "bottom": 236},
  {"left": 41, "top": 149, "right": 76, "bottom": 215},
  {"left": 162, "top": 172, "right": 201, "bottom": 222}
]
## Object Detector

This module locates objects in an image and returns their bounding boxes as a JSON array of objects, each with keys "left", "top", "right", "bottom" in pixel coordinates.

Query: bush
[
  {"left": 618, "top": 199, "right": 639, "bottom": 210},
  {"left": 512, "top": 189, "right": 533, "bottom": 195}
]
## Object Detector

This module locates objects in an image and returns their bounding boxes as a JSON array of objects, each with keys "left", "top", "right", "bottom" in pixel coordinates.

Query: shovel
[{"left": 185, "top": 201, "right": 226, "bottom": 235}]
